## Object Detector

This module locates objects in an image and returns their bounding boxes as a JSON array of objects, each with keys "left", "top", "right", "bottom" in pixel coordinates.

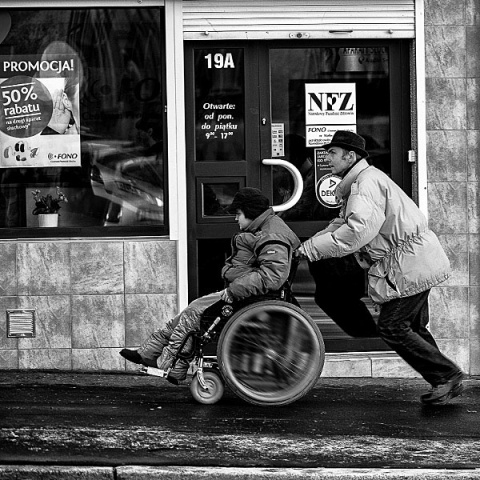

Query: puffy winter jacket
[
  {"left": 222, "top": 207, "right": 301, "bottom": 300},
  {"left": 301, "top": 159, "right": 450, "bottom": 304}
]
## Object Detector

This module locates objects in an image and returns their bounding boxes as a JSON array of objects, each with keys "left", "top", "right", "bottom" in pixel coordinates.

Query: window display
[{"left": 0, "top": 8, "right": 166, "bottom": 233}]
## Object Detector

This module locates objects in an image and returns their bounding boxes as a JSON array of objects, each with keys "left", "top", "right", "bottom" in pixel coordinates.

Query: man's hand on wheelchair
[
  {"left": 220, "top": 288, "right": 233, "bottom": 304},
  {"left": 294, "top": 246, "right": 307, "bottom": 260}
]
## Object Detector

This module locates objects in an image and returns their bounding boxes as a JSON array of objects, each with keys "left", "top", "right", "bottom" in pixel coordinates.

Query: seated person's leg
[
  {"left": 156, "top": 292, "right": 224, "bottom": 380},
  {"left": 168, "top": 359, "right": 191, "bottom": 383},
  {"left": 137, "top": 316, "right": 180, "bottom": 363},
  {"left": 308, "top": 255, "right": 378, "bottom": 337},
  {"left": 156, "top": 309, "right": 200, "bottom": 378},
  {"left": 121, "top": 291, "right": 224, "bottom": 369},
  {"left": 120, "top": 315, "right": 180, "bottom": 367}
]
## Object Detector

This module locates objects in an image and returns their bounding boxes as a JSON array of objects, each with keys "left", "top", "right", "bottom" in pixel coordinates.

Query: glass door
[
  {"left": 185, "top": 40, "right": 411, "bottom": 351},
  {"left": 185, "top": 43, "right": 261, "bottom": 299},
  {"left": 259, "top": 41, "right": 411, "bottom": 351}
]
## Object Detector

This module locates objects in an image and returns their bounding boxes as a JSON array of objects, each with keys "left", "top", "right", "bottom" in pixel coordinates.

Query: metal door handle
[{"left": 262, "top": 159, "right": 304, "bottom": 212}]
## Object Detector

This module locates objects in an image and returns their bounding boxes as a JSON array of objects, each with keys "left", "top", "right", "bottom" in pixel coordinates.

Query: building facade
[{"left": 0, "top": 0, "right": 478, "bottom": 378}]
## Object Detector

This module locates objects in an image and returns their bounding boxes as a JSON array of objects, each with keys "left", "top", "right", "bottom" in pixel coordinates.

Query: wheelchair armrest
[
  {"left": 274, "top": 254, "right": 301, "bottom": 303},
  {"left": 287, "top": 254, "right": 301, "bottom": 286}
]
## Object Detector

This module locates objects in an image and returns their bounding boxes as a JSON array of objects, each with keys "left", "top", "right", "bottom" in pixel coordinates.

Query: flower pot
[{"left": 38, "top": 213, "right": 59, "bottom": 227}]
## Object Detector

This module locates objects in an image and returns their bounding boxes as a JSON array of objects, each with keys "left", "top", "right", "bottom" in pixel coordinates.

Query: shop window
[{"left": 0, "top": 8, "right": 166, "bottom": 236}]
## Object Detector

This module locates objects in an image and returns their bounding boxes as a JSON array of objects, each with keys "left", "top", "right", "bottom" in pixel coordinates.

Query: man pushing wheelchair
[{"left": 121, "top": 130, "right": 464, "bottom": 407}]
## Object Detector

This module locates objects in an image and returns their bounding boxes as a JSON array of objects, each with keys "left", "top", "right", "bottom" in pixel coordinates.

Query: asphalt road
[{"left": 1, "top": 371, "right": 479, "bottom": 469}]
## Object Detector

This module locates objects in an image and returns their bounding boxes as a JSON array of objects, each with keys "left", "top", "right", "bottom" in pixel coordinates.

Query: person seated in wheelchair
[{"left": 120, "top": 187, "right": 300, "bottom": 383}]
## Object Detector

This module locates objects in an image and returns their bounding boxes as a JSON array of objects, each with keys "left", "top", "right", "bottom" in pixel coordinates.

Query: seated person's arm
[{"left": 226, "top": 241, "right": 291, "bottom": 301}]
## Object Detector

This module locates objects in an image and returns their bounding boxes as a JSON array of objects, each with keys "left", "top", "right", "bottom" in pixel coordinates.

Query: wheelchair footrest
[{"left": 140, "top": 365, "right": 169, "bottom": 378}]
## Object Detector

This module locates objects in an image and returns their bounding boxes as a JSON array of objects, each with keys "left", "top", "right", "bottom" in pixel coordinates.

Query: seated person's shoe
[
  {"left": 421, "top": 372, "right": 464, "bottom": 405},
  {"left": 141, "top": 364, "right": 185, "bottom": 384},
  {"left": 156, "top": 349, "right": 189, "bottom": 384},
  {"left": 120, "top": 349, "right": 143, "bottom": 365},
  {"left": 142, "top": 357, "right": 158, "bottom": 367},
  {"left": 166, "top": 375, "right": 179, "bottom": 385},
  {"left": 166, "top": 358, "right": 189, "bottom": 383},
  {"left": 120, "top": 349, "right": 158, "bottom": 368}
]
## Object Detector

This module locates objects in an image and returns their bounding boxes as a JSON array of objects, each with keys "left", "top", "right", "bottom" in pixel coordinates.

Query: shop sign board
[
  {"left": 0, "top": 54, "right": 81, "bottom": 168},
  {"left": 306, "top": 82, "right": 356, "bottom": 209},
  {"left": 305, "top": 82, "right": 356, "bottom": 148}
]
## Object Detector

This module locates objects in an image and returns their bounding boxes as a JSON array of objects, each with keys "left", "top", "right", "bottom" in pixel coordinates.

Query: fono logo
[{"left": 48, "top": 153, "right": 79, "bottom": 160}]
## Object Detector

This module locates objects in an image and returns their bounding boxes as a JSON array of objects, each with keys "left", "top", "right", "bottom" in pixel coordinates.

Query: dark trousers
[
  {"left": 309, "top": 256, "right": 461, "bottom": 385},
  {"left": 378, "top": 290, "right": 461, "bottom": 386},
  {"left": 308, "top": 255, "right": 378, "bottom": 337}
]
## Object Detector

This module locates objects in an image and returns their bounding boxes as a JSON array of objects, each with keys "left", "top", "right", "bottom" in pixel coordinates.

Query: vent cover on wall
[{"left": 7, "top": 309, "right": 36, "bottom": 338}]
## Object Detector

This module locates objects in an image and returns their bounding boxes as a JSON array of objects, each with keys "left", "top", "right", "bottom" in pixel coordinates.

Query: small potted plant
[{"left": 32, "top": 187, "right": 68, "bottom": 227}]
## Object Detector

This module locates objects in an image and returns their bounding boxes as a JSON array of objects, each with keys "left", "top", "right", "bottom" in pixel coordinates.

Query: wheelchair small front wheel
[{"left": 190, "top": 370, "right": 225, "bottom": 405}]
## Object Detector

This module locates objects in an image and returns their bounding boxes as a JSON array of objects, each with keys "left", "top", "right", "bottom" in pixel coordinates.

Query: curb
[
  {"left": 0, "top": 466, "right": 112, "bottom": 479},
  {"left": 2, "top": 466, "right": 480, "bottom": 479}
]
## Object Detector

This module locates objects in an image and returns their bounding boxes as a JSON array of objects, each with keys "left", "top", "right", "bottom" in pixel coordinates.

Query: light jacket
[
  {"left": 222, "top": 207, "right": 301, "bottom": 300},
  {"left": 301, "top": 159, "right": 450, "bottom": 304}
]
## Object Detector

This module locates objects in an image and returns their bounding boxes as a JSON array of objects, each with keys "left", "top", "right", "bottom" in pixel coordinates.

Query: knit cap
[{"left": 228, "top": 187, "right": 270, "bottom": 220}]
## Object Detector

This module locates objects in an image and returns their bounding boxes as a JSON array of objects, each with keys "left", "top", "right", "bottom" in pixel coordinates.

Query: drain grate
[{"left": 7, "top": 309, "right": 36, "bottom": 338}]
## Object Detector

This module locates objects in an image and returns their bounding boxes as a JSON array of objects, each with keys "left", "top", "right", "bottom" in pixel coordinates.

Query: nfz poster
[
  {"left": 305, "top": 83, "right": 356, "bottom": 148},
  {"left": 0, "top": 55, "right": 81, "bottom": 168}
]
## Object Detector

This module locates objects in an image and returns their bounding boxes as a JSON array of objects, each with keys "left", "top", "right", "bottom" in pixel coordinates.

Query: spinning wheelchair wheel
[
  {"left": 217, "top": 300, "right": 325, "bottom": 406},
  {"left": 190, "top": 370, "right": 225, "bottom": 405}
]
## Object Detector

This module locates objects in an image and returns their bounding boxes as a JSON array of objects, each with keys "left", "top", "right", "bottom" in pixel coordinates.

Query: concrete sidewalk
[
  {"left": 1, "top": 371, "right": 480, "bottom": 479},
  {"left": 1, "top": 466, "right": 480, "bottom": 479}
]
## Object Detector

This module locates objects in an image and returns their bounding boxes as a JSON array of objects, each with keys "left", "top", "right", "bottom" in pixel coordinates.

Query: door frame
[
  {"left": 184, "top": 42, "right": 261, "bottom": 299},
  {"left": 184, "top": 38, "right": 412, "bottom": 300}
]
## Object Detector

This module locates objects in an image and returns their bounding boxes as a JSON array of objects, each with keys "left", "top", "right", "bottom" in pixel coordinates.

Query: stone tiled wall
[
  {"left": 425, "top": 0, "right": 480, "bottom": 374},
  {"left": 1, "top": 1, "right": 479, "bottom": 378},
  {"left": 0, "top": 239, "right": 178, "bottom": 371}
]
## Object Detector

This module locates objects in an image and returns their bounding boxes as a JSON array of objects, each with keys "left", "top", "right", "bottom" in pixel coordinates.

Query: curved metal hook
[{"left": 262, "top": 158, "right": 304, "bottom": 212}]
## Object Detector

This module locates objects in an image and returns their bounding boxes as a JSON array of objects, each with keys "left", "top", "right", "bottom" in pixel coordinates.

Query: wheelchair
[{"left": 142, "top": 259, "right": 325, "bottom": 406}]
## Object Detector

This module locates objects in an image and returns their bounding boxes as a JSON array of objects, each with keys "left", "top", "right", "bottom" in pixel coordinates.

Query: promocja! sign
[{"left": 0, "top": 54, "right": 81, "bottom": 168}]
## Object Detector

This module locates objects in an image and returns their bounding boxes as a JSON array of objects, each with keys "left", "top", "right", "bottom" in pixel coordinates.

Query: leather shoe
[
  {"left": 166, "top": 375, "right": 179, "bottom": 385},
  {"left": 421, "top": 371, "right": 464, "bottom": 405},
  {"left": 142, "top": 357, "right": 158, "bottom": 367},
  {"left": 120, "top": 349, "right": 158, "bottom": 368},
  {"left": 120, "top": 349, "right": 144, "bottom": 365}
]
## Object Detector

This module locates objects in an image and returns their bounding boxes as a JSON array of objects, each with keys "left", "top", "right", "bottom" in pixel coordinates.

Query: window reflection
[
  {"left": 270, "top": 47, "right": 391, "bottom": 223},
  {"left": 201, "top": 182, "right": 238, "bottom": 218},
  {"left": 0, "top": 8, "right": 165, "bottom": 230}
]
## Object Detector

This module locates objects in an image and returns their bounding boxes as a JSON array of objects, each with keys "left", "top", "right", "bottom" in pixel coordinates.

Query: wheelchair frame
[{"left": 142, "top": 258, "right": 325, "bottom": 406}]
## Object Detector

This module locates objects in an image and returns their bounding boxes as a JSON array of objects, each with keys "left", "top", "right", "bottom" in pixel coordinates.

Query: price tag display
[{"left": 0, "top": 75, "right": 53, "bottom": 138}]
